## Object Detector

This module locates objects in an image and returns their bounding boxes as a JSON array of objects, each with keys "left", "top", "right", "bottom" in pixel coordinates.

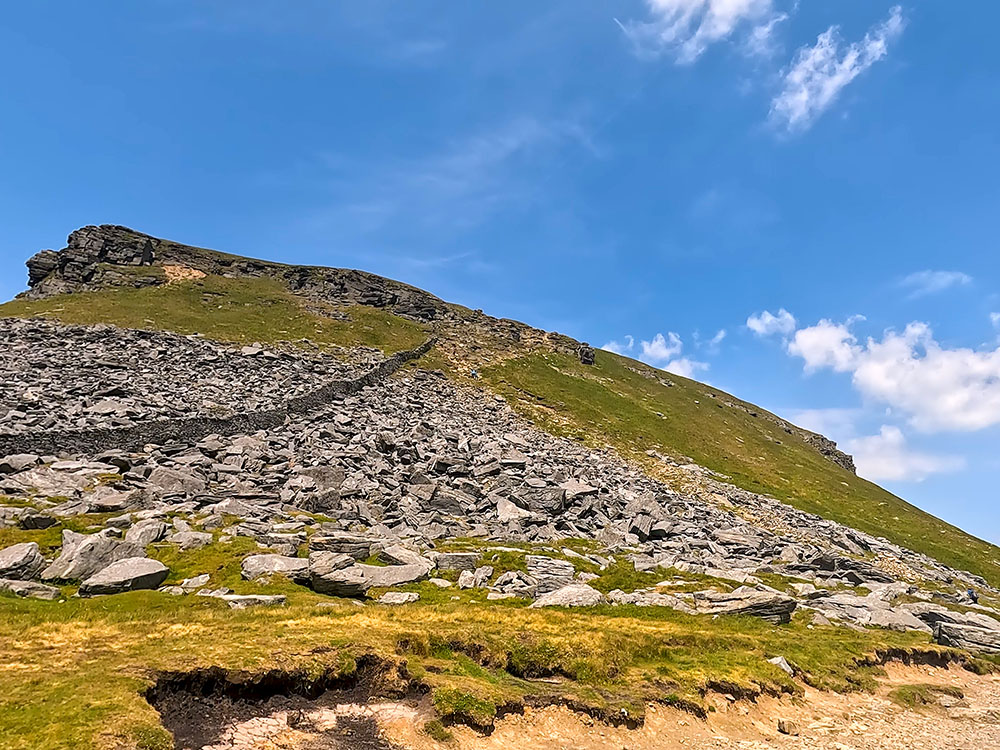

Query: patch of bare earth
[
  {"left": 387, "top": 665, "right": 999, "bottom": 750},
  {"left": 163, "top": 264, "right": 207, "bottom": 282},
  {"left": 174, "top": 665, "right": 1000, "bottom": 749}
]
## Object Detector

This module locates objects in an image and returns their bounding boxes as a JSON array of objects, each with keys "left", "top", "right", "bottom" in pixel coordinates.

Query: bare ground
[{"left": 176, "top": 664, "right": 1000, "bottom": 750}]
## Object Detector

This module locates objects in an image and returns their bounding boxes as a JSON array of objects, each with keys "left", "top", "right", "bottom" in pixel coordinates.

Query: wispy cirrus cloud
[
  {"left": 898, "top": 270, "right": 972, "bottom": 299},
  {"left": 617, "top": 0, "right": 784, "bottom": 63},
  {"left": 770, "top": 5, "right": 905, "bottom": 132}
]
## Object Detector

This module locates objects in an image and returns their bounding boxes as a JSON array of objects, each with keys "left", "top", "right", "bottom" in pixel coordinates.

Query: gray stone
[
  {"left": 697, "top": 589, "right": 797, "bottom": 624},
  {"left": 241, "top": 554, "right": 309, "bottom": 582},
  {"left": 308, "top": 552, "right": 363, "bottom": 596},
  {"left": 0, "top": 578, "right": 61, "bottom": 600},
  {"left": 124, "top": 519, "right": 169, "bottom": 546},
  {"left": 0, "top": 542, "right": 45, "bottom": 580},
  {"left": 934, "top": 622, "right": 1000, "bottom": 654},
  {"left": 433, "top": 552, "right": 479, "bottom": 571},
  {"left": 147, "top": 467, "right": 206, "bottom": 495},
  {"left": 42, "top": 531, "right": 143, "bottom": 582},
  {"left": 379, "top": 591, "right": 420, "bottom": 605},
  {"left": 530, "top": 583, "right": 606, "bottom": 608},
  {"left": 78, "top": 557, "right": 169, "bottom": 596},
  {"left": 219, "top": 594, "right": 286, "bottom": 609},
  {"left": 526, "top": 555, "right": 575, "bottom": 595},
  {"left": 0, "top": 454, "right": 39, "bottom": 474},
  {"left": 309, "top": 531, "right": 372, "bottom": 560},
  {"left": 167, "top": 531, "right": 213, "bottom": 550}
]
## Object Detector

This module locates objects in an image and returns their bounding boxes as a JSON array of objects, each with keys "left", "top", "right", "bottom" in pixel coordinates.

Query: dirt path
[
  {"left": 382, "top": 665, "right": 1000, "bottom": 750},
  {"left": 168, "top": 664, "right": 1000, "bottom": 750}
]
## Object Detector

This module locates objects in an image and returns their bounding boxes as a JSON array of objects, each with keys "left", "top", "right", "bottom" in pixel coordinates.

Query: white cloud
[
  {"left": 641, "top": 332, "right": 684, "bottom": 362},
  {"left": 787, "top": 407, "right": 862, "bottom": 440},
  {"left": 602, "top": 335, "right": 635, "bottom": 355},
  {"left": 747, "top": 308, "right": 796, "bottom": 337},
  {"left": 743, "top": 10, "right": 789, "bottom": 58},
  {"left": 619, "top": 0, "right": 782, "bottom": 63},
  {"left": 787, "top": 318, "right": 859, "bottom": 372},
  {"left": 664, "top": 357, "right": 710, "bottom": 378},
  {"left": 709, "top": 328, "right": 727, "bottom": 346},
  {"left": 770, "top": 5, "right": 904, "bottom": 132},
  {"left": 603, "top": 331, "right": 708, "bottom": 379},
  {"left": 787, "top": 318, "right": 1000, "bottom": 432},
  {"left": 845, "top": 425, "right": 965, "bottom": 482},
  {"left": 898, "top": 270, "right": 972, "bottom": 298},
  {"left": 989, "top": 312, "right": 999, "bottom": 329}
]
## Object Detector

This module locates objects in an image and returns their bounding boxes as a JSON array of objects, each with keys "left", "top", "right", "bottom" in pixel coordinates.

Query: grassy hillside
[
  {"left": 482, "top": 349, "right": 1000, "bottom": 588},
  {"left": 0, "top": 275, "right": 428, "bottom": 354},
  {"left": 0, "top": 546, "right": 941, "bottom": 750}
]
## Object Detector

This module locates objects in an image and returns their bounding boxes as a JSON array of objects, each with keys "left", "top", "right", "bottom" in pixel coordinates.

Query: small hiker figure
[{"left": 967, "top": 587, "right": 979, "bottom": 604}]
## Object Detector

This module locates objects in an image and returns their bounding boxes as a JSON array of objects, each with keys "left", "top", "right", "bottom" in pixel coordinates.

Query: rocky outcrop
[
  {"left": 934, "top": 622, "right": 1000, "bottom": 654},
  {"left": 16, "top": 224, "right": 855, "bottom": 473},
  {"left": 78, "top": 557, "right": 169, "bottom": 596},
  {"left": 0, "top": 542, "right": 46, "bottom": 580},
  {"left": 41, "top": 530, "right": 144, "bottom": 582},
  {"left": 22, "top": 225, "right": 448, "bottom": 321}
]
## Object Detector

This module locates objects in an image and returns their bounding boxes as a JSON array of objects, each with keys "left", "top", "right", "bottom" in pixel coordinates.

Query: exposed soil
[{"left": 149, "top": 663, "right": 1000, "bottom": 750}]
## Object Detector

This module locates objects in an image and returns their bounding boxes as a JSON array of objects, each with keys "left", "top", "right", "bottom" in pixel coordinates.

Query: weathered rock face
[
  {"left": 41, "top": 530, "right": 143, "bottom": 582},
  {"left": 530, "top": 583, "right": 605, "bottom": 608},
  {"left": 0, "top": 542, "right": 46, "bottom": 580},
  {"left": 934, "top": 622, "right": 1000, "bottom": 654},
  {"left": 241, "top": 554, "right": 309, "bottom": 582},
  {"left": 0, "top": 578, "right": 61, "bottom": 600},
  {"left": 21, "top": 224, "right": 448, "bottom": 322},
  {"left": 78, "top": 557, "right": 169, "bottom": 596}
]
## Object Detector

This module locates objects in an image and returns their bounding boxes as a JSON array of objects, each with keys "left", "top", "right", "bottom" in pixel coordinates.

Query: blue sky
[{"left": 1, "top": 1, "right": 998, "bottom": 541}]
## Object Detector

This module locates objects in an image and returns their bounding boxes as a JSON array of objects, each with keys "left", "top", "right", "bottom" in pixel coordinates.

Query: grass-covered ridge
[
  {"left": 481, "top": 349, "right": 1000, "bottom": 588},
  {"left": 0, "top": 275, "right": 427, "bottom": 354}
]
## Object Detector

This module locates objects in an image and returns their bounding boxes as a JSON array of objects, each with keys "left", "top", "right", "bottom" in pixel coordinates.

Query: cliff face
[
  {"left": 18, "top": 224, "right": 855, "bottom": 476},
  {"left": 23, "top": 224, "right": 449, "bottom": 322}
]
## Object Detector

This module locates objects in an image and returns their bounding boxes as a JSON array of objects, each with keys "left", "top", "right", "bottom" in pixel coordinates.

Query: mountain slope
[{"left": 5, "top": 224, "right": 998, "bottom": 588}]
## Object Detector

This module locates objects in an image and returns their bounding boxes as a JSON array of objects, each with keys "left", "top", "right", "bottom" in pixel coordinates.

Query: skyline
[{"left": 1, "top": 1, "right": 998, "bottom": 542}]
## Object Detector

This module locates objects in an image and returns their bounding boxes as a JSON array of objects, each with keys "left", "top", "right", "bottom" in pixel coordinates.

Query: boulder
[
  {"left": 0, "top": 542, "right": 46, "bottom": 580},
  {"left": 167, "top": 531, "right": 213, "bottom": 550},
  {"left": 0, "top": 578, "right": 61, "bottom": 600},
  {"left": 42, "top": 531, "right": 143, "bottom": 582},
  {"left": 526, "top": 555, "right": 575, "bottom": 595},
  {"left": 241, "top": 554, "right": 309, "bottom": 582},
  {"left": 530, "top": 583, "right": 606, "bottom": 608},
  {"left": 379, "top": 591, "right": 420, "bottom": 605},
  {"left": 309, "top": 552, "right": 363, "bottom": 596},
  {"left": 124, "top": 519, "right": 169, "bottom": 546},
  {"left": 697, "top": 590, "right": 797, "bottom": 624},
  {"left": 17, "top": 511, "right": 57, "bottom": 530},
  {"left": 78, "top": 557, "right": 169, "bottom": 596},
  {"left": 218, "top": 594, "right": 286, "bottom": 609},
  {"left": 934, "top": 622, "right": 1000, "bottom": 654},
  {"left": 356, "top": 563, "right": 429, "bottom": 588},
  {"left": 433, "top": 552, "right": 479, "bottom": 571},
  {"left": 309, "top": 531, "right": 372, "bottom": 560},
  {"left": 0, "top": 454, "right": 39, "bottom": 474},
  {"left": 147, "top": 467, "right": 206, "bottom": 495}
]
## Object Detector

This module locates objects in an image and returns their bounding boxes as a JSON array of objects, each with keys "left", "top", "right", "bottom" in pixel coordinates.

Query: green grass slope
[
  {"left": 0, "top": 275, "right": 427, "bottom": 353},
  {"left": 482, "top": 349, "right": 1000, "bottom": 588}
]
